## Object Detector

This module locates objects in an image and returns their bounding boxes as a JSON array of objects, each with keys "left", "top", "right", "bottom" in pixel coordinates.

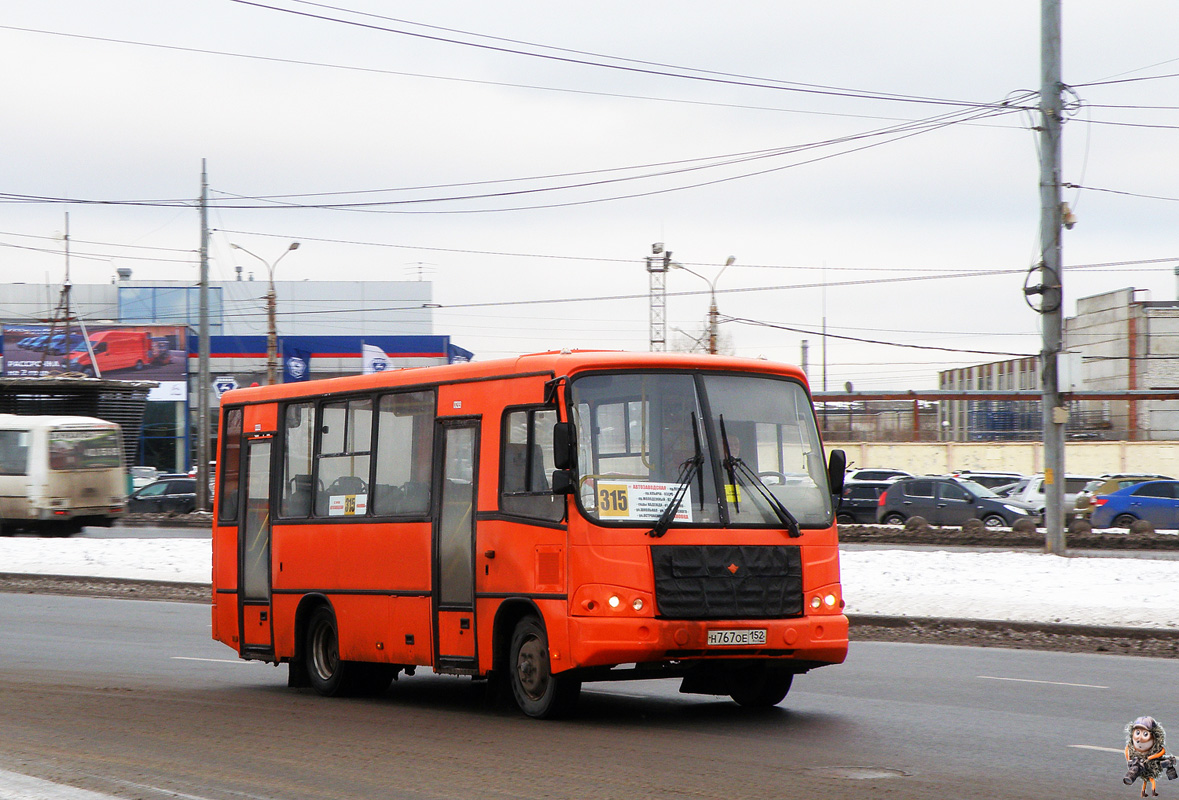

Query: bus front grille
[{"left": 650, "top": 544, "right": 803, "bottom": 620}]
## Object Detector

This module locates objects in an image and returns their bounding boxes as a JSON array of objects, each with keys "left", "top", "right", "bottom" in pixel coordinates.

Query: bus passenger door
[
  {"left": 433, "top": 420, "right": 479, "bottom": 668},
  {"left": 239, "top": 437, "right": 274, "bottom": 654}
]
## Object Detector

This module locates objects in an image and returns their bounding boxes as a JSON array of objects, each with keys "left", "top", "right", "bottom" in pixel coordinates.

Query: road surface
[{"left": 0, "top": 593, "right": 1173, "bottom": 799}]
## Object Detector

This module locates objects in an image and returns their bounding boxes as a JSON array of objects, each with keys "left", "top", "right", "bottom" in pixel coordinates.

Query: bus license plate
[{"left": 707, "top": 629, "right": 767, "bottom": 646}]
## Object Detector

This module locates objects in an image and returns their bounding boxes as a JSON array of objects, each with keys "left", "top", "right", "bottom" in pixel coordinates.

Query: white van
[{"left": 0, "top": 414, "right": 127, "bottom": 535}]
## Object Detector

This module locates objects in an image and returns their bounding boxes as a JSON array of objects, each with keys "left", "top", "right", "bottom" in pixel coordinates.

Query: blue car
[{"left": 1089, "top": 480, "right": 1179, "bottom": 529}]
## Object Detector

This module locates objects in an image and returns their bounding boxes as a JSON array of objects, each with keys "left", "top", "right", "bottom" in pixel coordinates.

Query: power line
[
  {"left": 228, "top": 0, "right": 1036, "bottom": 111},
  {"left": 0, "top": 101, "right": 1029, "bottom": 213},
  {"left": 0, "top": 24, "right": 1033, "bottom": 127},
  {"left": 723, "top": 316, "right": 1035, "bottom": 358}
]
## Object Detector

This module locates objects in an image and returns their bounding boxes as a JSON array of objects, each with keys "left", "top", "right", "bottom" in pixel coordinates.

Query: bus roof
[
  {"left": 219, "top": 350, "right": 810, "bottom": 405},
  {"left": 0, "top": 413, "right": 121, "bottom": 430}
]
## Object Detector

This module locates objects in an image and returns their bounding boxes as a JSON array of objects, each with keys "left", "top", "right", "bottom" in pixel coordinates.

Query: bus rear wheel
[
  {"left": 304, "top": 606, "right": 392, "bottom": 697},
  {"left": 728, "top": 665, "right": 793, "bottom": 708},
  {"left": 509, "top": 615, "right": 580, "bottom": 719}
]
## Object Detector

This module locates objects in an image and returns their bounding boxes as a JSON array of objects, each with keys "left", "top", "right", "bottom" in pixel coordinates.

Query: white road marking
[
  {"left": 1070, "top": 745, "right": 1124, "bottom": 754},
  {"left": 978, "top": 675, "right": 1108, "bottom": 689},
  {"left": 170, "top": 656, "right": 262, "bottom": 665},
  {"left": 0, "top": 768, "right": 122, "bottom": 800}
]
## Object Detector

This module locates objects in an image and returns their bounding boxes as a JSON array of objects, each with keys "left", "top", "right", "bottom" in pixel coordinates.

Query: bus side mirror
[
  {"left": 827, "top": 449, "right": 846, "bottom": 495},
  {"left": 552, "top": 422, "right": 574, "bottom": 470},
  {"left": 551, "top": 469, "right": 575, "bottom": 495}
]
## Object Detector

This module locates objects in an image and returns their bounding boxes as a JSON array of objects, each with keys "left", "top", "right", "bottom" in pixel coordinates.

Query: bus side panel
[
  {"left": 342, "top": 522, "right": 433, "bottom": 590},
  {"left": 473, "top": 519, "right": 570, "bottom": 674},
  {"left": 211, "top": 524, "right": 240, "bottom": 649},
  {"left": 270, "top": 521, "right": 434, "bottom": 665}
]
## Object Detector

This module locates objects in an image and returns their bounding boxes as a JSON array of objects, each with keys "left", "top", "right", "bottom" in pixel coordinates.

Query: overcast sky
[{"left": 2, "top": 1, "right": 1177, "bottom": 389}]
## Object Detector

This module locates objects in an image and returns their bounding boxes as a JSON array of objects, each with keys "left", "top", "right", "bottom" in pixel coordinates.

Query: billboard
[{"left": 2, "top": 324, "right": 189, "bottom": 401}]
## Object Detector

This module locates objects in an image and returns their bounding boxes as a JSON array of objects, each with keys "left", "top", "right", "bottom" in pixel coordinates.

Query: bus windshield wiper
[
  {"left": 648, "top": 413, "right": 704, "bottom": 538},
  {"left": 718, "top": 415, "right": 802, "bottom": 538}
]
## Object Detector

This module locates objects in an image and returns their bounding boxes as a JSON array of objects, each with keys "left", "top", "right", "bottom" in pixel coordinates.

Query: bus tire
[
  {"left": 509, "top": 615, "right": 580, "bottom": 719},
  {"left": 304, "top": 607, "right": 358, "bottom": 692},
  {"left": 729, "top": 666, "right": 793, "bottom": 708}
]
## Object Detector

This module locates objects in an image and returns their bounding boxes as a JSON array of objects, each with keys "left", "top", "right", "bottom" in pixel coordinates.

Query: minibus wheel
[
  {"left": 728, "top": 666, "right": 793, "bottom": 708},
  {"left": 509, "top": 615, "right": 580, "bottom": 719},
  {"left": 304, "top": 607, "right": 393, "bottom": 697}
]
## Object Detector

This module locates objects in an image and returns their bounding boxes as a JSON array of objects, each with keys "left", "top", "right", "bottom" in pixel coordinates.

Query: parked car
[
  {"left": 127, "top": 478, "right": 196, "bottom": 514},
  {"left": 992, "top": 473, "right": 1098, "bottom": 518},
  {"left": 1089, "top": 480, "right": 1179, "bottom": 529},
  {"left": 876, "top": 476, "right": 1039, "bottom": 529},
  {"left": 835, "top": 480, "right": 891, "bottom": 524},
  {"left": 845, "top": 468, "right": 913, "bottom": 483},
  {"left": 1073, "top": 473, "right": 1174, "bottom": 519},
  {"left": 949, "top": 470, "right": 1026, "bottom": 489},
  {"left": 129, "top": 465, "right": 160, "bottom": 490}
]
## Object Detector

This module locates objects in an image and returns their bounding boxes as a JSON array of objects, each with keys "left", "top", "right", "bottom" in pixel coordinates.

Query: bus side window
[
  {"left": 0, "top": 430, "right": 29, "bottom": 475},
  {"left": 372, "top": 390, "right": 435, "bottom": 517},
  {"left": 500, "top": 408, "right": 563, "bottom": 523},
  {"left": 218, "top": 407, "right": 243, "bottom": 522},
  {"left": 281, "top": 402, "right": 315, "bottom": 518},
  {"left": 315, "top": 398, "right": 373, "bottom": 517}
]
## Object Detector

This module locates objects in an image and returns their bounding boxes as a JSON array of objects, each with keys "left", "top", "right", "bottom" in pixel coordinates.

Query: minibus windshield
[{"left": 570, "top": 371, "right": 833, "bottom": 529}]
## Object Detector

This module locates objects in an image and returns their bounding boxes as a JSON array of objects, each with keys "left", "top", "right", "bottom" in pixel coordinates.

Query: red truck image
[{"left": 70, "top": 329, "right": 151, "bottom": 376}]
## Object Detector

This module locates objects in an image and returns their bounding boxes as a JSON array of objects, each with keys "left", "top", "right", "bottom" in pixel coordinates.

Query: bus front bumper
[{"left": 565, "top": 613, "right": 848, "bottom": 671}]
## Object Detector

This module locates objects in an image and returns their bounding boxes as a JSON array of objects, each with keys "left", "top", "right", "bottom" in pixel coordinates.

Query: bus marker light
[
  {"left": 608, "top": 595, "right": 621, "bottom": 609},
  {"left": 810, "top": 596, "right": 822, "bottom": 609},
  {"left": 824, "top": 594, "right": 837, "bottom": 607},
  {"left": 632, "top": 598, "right": 644, "bottom": 611}
]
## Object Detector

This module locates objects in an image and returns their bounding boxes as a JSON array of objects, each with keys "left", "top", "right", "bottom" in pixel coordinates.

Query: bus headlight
[{"left": 572, "top": 585, "right": 653, "bottom": 617}]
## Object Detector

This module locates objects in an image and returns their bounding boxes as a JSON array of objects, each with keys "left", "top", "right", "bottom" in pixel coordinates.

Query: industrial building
[
  {"left": 938, "top": 287, "right": 1179, "bottom": 441},
  {"left": 0, "top": 272, "right": 471, "bottom": 472}
]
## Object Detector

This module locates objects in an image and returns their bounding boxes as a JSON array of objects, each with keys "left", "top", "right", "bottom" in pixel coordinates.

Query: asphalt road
[{"left": 0, "top": 593, "right": 1174, "bottom": 800}]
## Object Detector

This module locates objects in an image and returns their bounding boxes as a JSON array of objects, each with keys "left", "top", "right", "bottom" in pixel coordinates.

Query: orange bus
[{"left": 211, "top": 350, "right": 848, "bottom": 718}]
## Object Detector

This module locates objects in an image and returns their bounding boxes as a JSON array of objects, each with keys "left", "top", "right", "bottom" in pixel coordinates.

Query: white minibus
[{"left": 0, "top": 414, "right": 127, "bottom": 535}]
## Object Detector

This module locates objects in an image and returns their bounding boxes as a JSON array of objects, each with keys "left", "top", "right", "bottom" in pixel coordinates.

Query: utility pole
[
  {"left": 62, "top": 213, "right": 71, "bottom": 372},
  {"left": 197, "top": 160, "right": 211, "bottom": 513},
  {"left": 1039, "top": 0, "right": 1067, "bottom": 554}
]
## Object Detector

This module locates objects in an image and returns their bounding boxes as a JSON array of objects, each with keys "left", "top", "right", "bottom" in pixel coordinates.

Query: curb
[{"left": 2, "top": 574, "right": 1176, "bottom": 659}]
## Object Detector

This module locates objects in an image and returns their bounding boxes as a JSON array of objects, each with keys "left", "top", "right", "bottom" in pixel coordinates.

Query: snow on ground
[{"left": 1, "top": 538, "right": 1177, "bottom": 629}]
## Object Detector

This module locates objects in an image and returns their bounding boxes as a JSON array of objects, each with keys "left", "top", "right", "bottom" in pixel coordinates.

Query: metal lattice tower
[{"left": 647, "top": 244, "right": 670, "bottom": 351}]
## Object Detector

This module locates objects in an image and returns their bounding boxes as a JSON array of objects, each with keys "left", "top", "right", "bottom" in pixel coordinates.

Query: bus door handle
[{"left": 484, "top": 550, "right": 495, "bottom": 559}]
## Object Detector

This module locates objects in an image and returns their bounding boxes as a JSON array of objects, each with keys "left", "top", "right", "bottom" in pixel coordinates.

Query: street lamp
[
  {"left": 673, "top": 256, "right": 734, "bottom": 355},
  {"left": 230, "top": 241, "right": 300, "bottom": 385}
]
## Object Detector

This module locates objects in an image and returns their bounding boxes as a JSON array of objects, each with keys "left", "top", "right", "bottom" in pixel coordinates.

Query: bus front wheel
[
  {"left": 729, "top": 665, "right": 793, "bottom": 708},
  {"left": 509, "top": 615, "right": 580, "bottom": 719}
]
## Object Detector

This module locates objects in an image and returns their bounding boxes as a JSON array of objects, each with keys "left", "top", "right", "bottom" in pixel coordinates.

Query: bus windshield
[{"left": 570, "top": 371, "right": 833, "bottom": 528}]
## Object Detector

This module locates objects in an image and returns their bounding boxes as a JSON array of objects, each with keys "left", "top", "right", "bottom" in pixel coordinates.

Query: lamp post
[
  {"left": 231, "top": 241, "right": 300, "bottom": 385},
  {"left": 673, "top": 256, "right": 734, "bottom": 355}
]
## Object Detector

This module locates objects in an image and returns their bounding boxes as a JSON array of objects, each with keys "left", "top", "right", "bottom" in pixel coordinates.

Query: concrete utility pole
[
  {"left": 1039, "top": 0, "right": 1067, "bottom": 555},
  {"left": 673, "top": 256, "right": 734, "bottom": 355},
  {"left": 197, "top": 160, "right": 211, "bottom": 513}
]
